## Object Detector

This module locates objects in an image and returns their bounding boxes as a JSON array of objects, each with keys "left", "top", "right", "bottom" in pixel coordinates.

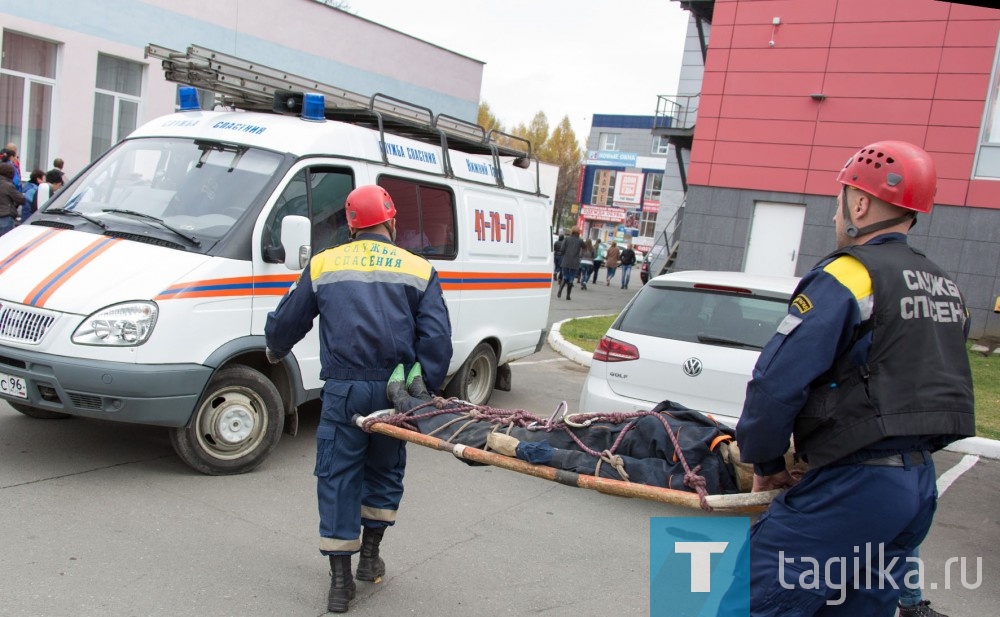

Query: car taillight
[{"left": 592, "top": 336, "right": 640, "bottom": 362}]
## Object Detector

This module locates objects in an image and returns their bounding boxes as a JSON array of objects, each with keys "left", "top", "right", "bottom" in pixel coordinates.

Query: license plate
[{"left": 0, "top": 371, "right": 27, "bottom": 399}]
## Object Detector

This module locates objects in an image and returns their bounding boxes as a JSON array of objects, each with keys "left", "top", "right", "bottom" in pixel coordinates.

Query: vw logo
[{"left": 682, "top": 357, "right": 703, "bottom": 377}]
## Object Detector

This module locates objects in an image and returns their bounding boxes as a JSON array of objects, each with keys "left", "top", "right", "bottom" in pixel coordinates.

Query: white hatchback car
[{"left": 579, "top": 270, "right": 799, "bottom": 426}]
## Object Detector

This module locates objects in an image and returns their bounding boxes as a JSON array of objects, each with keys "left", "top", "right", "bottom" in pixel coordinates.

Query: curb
[{"left": 548, "top": 315, "right": 1000, "bottom": 461}]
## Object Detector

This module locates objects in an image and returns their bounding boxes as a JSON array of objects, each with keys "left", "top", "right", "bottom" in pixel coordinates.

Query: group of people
[
  {"left": 0, "top": 142, "right": 66, "bottom": 237},
  {"left": 260, "top": 139, "right": 970, "bottom": 617},
  {"left": 552, "top": 231, "right": 639, "bottom": 300}
]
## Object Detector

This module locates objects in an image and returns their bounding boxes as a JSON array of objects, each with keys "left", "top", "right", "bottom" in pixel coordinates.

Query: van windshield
[{"left": 42, "top": 137, "right": 282, "bottom": 248}]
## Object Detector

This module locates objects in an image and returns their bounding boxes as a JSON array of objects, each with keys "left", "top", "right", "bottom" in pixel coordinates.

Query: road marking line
[{"left": 936, "top": 454, "right": 979, "bottom": 496}]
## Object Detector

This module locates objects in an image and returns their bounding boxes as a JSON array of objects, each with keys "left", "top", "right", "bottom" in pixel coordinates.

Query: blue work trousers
[
  {"left": 315, "top": 379, "right": 406, "bottom": 555},
  {"left": 722, "top": 454, "right": 936, "bottom": 616}
]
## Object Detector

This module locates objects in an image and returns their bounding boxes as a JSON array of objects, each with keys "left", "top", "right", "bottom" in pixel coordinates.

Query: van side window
[
  {"left": 378, "top": 176, "right": 457, "bottom": 259},
  {"left": 264, "top": 166, "right": 354, "bottom": 260}
]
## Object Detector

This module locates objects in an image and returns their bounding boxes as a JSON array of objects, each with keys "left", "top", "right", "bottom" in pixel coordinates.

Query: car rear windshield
[{"left": 615, "top": 286, "right": 790, "bottom": 350}]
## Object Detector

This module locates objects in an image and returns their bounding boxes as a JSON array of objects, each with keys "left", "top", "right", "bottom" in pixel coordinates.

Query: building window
[
  {"left": 599, "top": 133, "right": 619, "bottom": 151},
  {"left": 590, "top": 169, "right": 617, "bottom": 206},
  {"left": 0, "top": 31, "right": 56, "bottom": 172},
  {"left": 639, "top": 209, "right": 658, "bottom": 237},
  {"left": 644, "top": 172, "right": 663, "bottom": 203},
  {"left": 91, "top": 53, "right": 143, "bottom": 160},
  {"left": 651, "top": 136, "right": 669, "bottom": 155}
]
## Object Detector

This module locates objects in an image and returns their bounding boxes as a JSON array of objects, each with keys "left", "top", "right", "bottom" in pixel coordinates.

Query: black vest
[{"left": 794, "top": 241, "right": 975, "bottom": 467}]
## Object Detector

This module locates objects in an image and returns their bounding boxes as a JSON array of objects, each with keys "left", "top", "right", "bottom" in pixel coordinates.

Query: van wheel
[
  {"left": 445, "top": 342, "right": 497, "bottom": 406},
  {"left": 8, "top": 402, "right": 72, "bottom": 419},
  {"left": 170, "top": 365, "right": 284, "bottom": 475}
]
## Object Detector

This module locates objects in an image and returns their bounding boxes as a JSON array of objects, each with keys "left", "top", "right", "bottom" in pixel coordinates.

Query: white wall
[{"left": 1, "top": 0, "right": 485, "bottom": 174}]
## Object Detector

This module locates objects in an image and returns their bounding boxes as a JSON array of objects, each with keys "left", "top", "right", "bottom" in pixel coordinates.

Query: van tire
[
  {"left": 444, "top": 342, "right": 497, "bottom": 406},
  {"left": 9, "top": 402, "right": 72, "bottom": 419},
  {"left": 170, "top": 365, "right": 284, "bottom": 475}
]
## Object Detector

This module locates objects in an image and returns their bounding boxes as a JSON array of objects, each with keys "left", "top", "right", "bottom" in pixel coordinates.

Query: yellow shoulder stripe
[
  {"left": 823, "top": 255, "right": 871, "bottom": 300},
  {"left": 310, "top": 241, "right": 432, "bottom": 281}
]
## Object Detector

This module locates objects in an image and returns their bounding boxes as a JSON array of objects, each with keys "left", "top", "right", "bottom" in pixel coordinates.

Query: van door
[{"left": 252, "top": 163, "right": 361, "bottom": 392}]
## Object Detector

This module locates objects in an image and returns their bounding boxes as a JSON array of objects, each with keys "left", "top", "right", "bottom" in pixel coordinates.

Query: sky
[{"left": 346, "top": 0, "right": 692, "bottom": 143}]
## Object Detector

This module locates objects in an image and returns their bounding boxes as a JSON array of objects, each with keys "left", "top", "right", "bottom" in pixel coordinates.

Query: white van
[{"left": 0, "top": 45, "right": 554, "bottom": 474}]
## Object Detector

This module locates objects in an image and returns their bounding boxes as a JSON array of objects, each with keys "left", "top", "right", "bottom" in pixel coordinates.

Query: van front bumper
[{"left": 0, "top": 346, "right": 212, "bottom": 427}]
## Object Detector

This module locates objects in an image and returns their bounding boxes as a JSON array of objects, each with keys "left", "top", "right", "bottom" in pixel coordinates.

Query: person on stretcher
[{"left": 371, "top": 363, "right": 759, "bottom": 496}]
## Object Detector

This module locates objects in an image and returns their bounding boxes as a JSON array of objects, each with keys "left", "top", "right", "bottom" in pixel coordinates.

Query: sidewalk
[{"left": 548, "top": 316, "right": 1000, "bottom": 461}]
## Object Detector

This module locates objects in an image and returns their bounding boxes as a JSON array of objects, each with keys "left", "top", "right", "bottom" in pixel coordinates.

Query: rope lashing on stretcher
[{"left": 360, "top": 397, "right": 716, "bottom": 512}]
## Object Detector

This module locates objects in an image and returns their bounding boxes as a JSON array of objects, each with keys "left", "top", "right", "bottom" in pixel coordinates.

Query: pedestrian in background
[
  {"left": 556, "top": 226, "right": 583, "bottom": 300},
  {"left": 0, "top": 162, "right": 26, "bottom": 236},
  {"left": 31, "top": 168, "right": 64, "bottom": 213},
  {"left": 264, "top": 184, "right": 453, "bottom": 614},
  {"left": 553, "top": 232, "right": 565, "bottom": 281},
  {"left": 619, "top": 242, "right": 636, "bottom": 290},
  {"left": 0, "top": 146, "right": 20, "bottom": 191},
  {"left": 578, "top": 239, "right": 594, "bottom": 290},
  {"left": 604, "top": 241, "right": 620, "bottom": 286},
  {"left": 591, "top": 240, "right": 605, "bottom": 284},
  {"left": 20, "top": 169, "right": 44, "bottom": 223}
]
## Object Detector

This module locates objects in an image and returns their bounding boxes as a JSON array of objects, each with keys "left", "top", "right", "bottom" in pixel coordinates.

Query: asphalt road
[{"left": 0, "top": 277, "right": 996, "bottom": 616}]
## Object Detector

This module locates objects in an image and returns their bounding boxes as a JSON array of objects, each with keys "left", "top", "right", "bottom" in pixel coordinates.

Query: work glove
[{"left": 265, "top": 348, "right": 281, "bottom": 364}]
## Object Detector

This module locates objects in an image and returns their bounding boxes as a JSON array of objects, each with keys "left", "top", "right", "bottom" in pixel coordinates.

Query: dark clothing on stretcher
[{"left": 387, "top": 394, "right": 742, "bottom": 496}]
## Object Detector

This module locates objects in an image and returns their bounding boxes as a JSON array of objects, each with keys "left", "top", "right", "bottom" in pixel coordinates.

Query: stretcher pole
[{"left": 355, "top": 412, "right": 776, "bottom": 514}]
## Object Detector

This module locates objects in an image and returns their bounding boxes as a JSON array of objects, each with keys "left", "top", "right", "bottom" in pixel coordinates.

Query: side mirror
[{"left": 280, "top": 215, "right": 311, "bottom": 270}]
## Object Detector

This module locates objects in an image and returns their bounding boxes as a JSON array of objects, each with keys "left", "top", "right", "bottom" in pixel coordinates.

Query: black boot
[
  {"left": 328, "top": 554, "right": 356, "bottom": 613},
  {"left": 356, "top": 527, "right": 386, "bottom": 583},
  {"left": 565, "top": 283, "right": 572, "bottom": 300},
  {"left": 556, "top": 280, "right": 564, "bottom": 298}
]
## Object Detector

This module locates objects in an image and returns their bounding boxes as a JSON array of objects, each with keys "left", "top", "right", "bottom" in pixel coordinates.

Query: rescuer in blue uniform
[
  {"left": 265, "top": 184, "right": 452, "bottom": 613},
  {"left": 735, "top": 141, "right": 975, "bottom": 616}
]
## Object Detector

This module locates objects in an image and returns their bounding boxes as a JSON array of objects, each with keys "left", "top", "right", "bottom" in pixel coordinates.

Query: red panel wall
[{"left": 688, "top": 0, "right": 1000, "bottom": 209}]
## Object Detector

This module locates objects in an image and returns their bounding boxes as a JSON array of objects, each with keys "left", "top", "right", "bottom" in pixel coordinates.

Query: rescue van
[{"left": 0, "top": 45, "right": 554, "bottom": 474}]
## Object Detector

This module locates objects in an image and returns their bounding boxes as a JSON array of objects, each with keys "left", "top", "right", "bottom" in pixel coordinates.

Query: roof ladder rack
[{"left": 145, "top": 43, "right": 539, "bottom": 192}]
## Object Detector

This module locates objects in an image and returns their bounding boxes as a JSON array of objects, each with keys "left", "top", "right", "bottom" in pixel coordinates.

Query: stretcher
[{"left": 353, "top": 397, "right": 782, "bottom": 514}]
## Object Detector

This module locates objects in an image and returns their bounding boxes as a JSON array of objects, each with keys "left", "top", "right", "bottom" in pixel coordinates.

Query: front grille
[
  {"left": 0, "top": 303, "right": 58, "bottom": 345},
  {"left": 68, "top": 392, "right": 103, "bottom": 410}
]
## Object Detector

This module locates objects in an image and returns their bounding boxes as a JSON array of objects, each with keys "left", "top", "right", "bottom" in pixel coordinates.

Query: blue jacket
[
  {"left": 265, "top": 233, "right": 453, "bottom": 391},
  {"left": 736, "top": 234, "right": 969, "bottom": 474}
]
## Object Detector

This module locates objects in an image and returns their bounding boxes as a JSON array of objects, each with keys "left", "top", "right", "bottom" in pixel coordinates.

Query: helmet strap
[{"left": 842, "top": 185, "right": 916, "bottom": 238}]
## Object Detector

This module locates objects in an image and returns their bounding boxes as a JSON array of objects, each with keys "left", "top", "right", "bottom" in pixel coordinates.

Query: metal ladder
[{"left": 145, "top": 43, "right": 539, "bottom": 192}]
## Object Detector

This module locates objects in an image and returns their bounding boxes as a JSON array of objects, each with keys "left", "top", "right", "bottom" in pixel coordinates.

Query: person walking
[
  {"left": 0, "top": 163, "right": 25, "bottom": 236},
  {"left": 553, "top": 232, "right": 565, "bottom": 281},
  {"left": 591, "top": 240, "right": 605, "bottom": 284},
  {"left": 619, "top": 242, "right": 636, "bottom": 289},
  {"left": 265, "top": 184, "right": 453, "bottom": 614},
  {"left": 556, "top": 226, "right": 583, "bottom": 300},
  {"left": 732, "top": 141, "right": 975, "bottom": 615},
  {"left": 604, "top": 241, "right": 620, "bottom": 286},
  {"left": 578, "top": 239, "right": 594, "bottom": 290},
  {"left": 20, "top": 169, "right": 44, "bottom": 223}
]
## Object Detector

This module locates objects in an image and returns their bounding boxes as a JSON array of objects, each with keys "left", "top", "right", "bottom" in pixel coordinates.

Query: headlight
[{"left": 72, "top": 302, "right": 158, "bottom": 346}]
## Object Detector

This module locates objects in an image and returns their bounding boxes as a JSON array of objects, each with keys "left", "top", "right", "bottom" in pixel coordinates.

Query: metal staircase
[
  {"left": 646, "top": 201, "right": 685, "bottom": 278},
  {"left": 144, "top": 44, "right": 539, "bottom": 190}
]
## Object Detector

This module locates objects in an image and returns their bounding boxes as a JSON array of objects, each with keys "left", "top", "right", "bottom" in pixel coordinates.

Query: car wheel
[
  {"left": 444, "top": 342, "right": 497, "bottom": 406},
  {"left": 170, "top": 365, "right": 284, "bottom": 475},
  {"left": 8, "top": 401, "right": 72, "bottom": 419}
]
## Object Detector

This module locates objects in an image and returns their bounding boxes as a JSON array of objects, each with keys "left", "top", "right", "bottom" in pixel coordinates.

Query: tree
[{"left": 477, "top": 103, "right": 583, "bottom": 230}]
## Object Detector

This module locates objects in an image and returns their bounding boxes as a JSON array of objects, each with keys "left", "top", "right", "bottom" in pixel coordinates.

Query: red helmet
[
  {"left": 836, "top": 140, "right": 937, "bottom": 213},
  {"left": 345, "top": 185, "right": 396, "bottom": 229}
]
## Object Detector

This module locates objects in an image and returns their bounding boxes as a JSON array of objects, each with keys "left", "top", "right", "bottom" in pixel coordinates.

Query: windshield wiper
[
  {"left": 45, "top": 207, "right": 108, "bottom": 229},
  {"left": 102, "top": 208, "right": 202, "bottom": 246},
  {"left": 696, "top": 333, "right": 760, "bottom": 350}
]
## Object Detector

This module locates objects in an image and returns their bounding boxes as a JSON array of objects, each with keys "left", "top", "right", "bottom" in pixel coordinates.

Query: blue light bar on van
[
  {"left": 178, "top": 86, "right": 201, "bottom": 111},
  {"left": 301, "top": 93, "right": 326, "bottom": 122}
]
